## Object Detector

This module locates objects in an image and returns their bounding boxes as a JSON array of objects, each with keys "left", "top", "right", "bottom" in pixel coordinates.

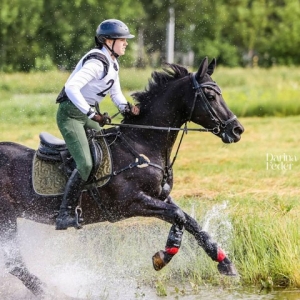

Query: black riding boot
[{"left": 56, "top": 169, "right": 85, "bottom": 230}]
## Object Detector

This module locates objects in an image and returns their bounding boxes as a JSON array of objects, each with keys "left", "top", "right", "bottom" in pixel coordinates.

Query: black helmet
[{"left": 96, "top": 19, "right": 134, "bottom": 43}]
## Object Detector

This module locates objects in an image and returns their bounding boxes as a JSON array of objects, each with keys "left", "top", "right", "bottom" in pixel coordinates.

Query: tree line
[{"left": 1, "top": 0, "right": 299, "bottom": 72}]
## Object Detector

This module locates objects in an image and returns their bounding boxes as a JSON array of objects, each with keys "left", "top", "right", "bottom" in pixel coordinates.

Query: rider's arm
[
  {"left": 64, "top": 60, "right": 104, "bottom": 118},
  {"left": 110, "top": 76, "right": 140, "bottom": 115},
  {"left": 109, "top": 74, "right": 128, "bottom": 112}
]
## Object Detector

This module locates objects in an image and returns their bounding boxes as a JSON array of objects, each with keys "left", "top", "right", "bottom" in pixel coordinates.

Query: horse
[{"left": 0, "top": 57, "right": 244, "bottom": 297}]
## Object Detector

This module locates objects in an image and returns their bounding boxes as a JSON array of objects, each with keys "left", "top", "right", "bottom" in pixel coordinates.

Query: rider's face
[{"left": 107, "top": 38, "right": 128, "bottom": 57}]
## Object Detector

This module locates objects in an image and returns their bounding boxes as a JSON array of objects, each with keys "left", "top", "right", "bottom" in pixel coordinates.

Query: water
[
  {"left": 202, "top": 201, "right": 234, "bottom": 254},
  {"left": 0, "top": 202, "right": 299, "bottom": 300}
]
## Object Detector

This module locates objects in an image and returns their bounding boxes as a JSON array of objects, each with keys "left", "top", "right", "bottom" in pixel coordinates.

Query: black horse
[{"left": 0, "top": 57, "right": 244, "bottom": 297}]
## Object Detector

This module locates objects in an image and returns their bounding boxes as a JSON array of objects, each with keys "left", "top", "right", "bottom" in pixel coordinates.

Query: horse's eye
[{"left": 206, "top": 94, "right": 215, "bottom": 101}]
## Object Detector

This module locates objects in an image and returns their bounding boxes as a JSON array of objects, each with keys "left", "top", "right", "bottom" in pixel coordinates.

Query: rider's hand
[
  {"left": 92, "top": 113, "right": 111, "bottom": 126},
  {"left": 102, "top": 112, "right": 111, "bottom": 124},
  {"left": 130, "top": 105, "right": 140, "bottom": 115},
  {"left": 124, "top": 103, "right": 140, "bottom": 116}
]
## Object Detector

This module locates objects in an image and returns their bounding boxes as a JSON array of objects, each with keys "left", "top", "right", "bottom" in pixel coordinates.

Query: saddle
[
  {"left": 36, "top": 131, "right": 102, "bottom": 180},
  {"left": 33, "top": 130, "right": 112, "bottom": 196}
]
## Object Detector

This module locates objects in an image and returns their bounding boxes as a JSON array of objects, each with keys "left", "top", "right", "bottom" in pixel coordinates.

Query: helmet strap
[{"left": 105, "top": 40, "right": 119, "bottom": 59}]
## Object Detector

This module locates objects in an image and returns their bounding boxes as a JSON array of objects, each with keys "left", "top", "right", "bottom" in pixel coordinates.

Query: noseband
[{"left": 189, "top": 73, "right": 237, "bottom": 134}]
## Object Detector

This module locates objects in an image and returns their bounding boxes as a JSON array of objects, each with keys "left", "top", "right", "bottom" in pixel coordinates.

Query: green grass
[
  {"left": 213, "top": 66, "right": 300, "bottom": 117},
  {"left": 1, "top": 66, "right": 300, "bottom": 118},
  {"left": 231, "top": 206, "right": 300, "bottom": 287},
  {"left": 0, "top": 68, "right": 300, "bottom": 291}
]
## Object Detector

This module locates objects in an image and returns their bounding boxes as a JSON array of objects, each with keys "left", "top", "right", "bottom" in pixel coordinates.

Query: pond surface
[
  {"left": 0, "top": 219, "right": 299, "bottom": 300},
  {"left": 1, "top": 273, "right": 299, "bottom": 300}
]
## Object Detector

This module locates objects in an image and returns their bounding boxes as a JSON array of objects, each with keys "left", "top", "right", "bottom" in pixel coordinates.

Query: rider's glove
[
  {"left": 92, "top": 113, "right": 111, "bottom": 126},
  {"left": 123, "top": 102, "right": 140, "bottom": 116}
]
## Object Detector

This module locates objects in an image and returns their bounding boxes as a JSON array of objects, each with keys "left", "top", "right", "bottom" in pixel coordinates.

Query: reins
[
  {"left": 94, "top": 72, "right": 238, "bottom": 184},
  {"left": 108, "top": 122, "right": 211, "bottom": 132},
  {"left": 108, "top": 73, "right": 236, "bottom": 134}
]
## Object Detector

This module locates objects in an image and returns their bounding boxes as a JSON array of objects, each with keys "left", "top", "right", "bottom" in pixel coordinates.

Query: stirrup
[{"left": 75, "top": 205, "right": 84, "bottom": 225}]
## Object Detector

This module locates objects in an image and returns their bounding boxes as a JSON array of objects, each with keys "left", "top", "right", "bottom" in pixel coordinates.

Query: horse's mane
[{"left": 131, "top": 63, "right": 189, "bottom": 106}]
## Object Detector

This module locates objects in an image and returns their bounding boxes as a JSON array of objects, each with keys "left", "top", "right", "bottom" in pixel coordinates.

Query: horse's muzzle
[{"left": 221, "top": 123, "right": 244, "bottom": 143}]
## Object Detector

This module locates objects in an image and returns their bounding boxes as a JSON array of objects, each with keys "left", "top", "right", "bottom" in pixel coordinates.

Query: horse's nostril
[{"left": 233, "top": 126, "right": 244, "bottom": 136}]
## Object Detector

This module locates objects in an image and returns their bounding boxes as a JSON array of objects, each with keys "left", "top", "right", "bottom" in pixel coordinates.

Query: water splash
[
  {"left": 1, "top": 208, "right": 297, "bottom": 299},
  {"left": 201, "top": 201, "right": 233, "bottom": 255},
  {"left": 0, "top": 219, "right": 169, "bottom": 299}
]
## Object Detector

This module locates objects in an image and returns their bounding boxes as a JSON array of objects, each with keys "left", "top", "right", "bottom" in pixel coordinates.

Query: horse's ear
[
  {"left": 207, "top": 58, "right": 217, "bottom": 76},
  {"left": 195, "top": 57, "right": 208, "bottom": 81}
]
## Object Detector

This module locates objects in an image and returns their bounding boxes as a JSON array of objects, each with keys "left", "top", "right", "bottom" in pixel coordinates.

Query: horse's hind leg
[
  {"left": 2, "top": 238, "right": 46, "bottom": 297},
  {"left": 0, "top": 204, "right": 46, "bottom": 297}
]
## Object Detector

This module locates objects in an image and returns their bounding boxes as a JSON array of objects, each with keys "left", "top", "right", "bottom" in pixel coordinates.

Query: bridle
[
  {"left": 189, "top": 73, "right": 237, "bottom": 135},
  {"left": 109, "top": 73, "right": 236, "bottom": 134}
]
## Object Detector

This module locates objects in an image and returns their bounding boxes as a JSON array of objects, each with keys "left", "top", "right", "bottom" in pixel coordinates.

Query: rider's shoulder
[{"left": 81, "top": 48, "right": 110, "bottom": 70}]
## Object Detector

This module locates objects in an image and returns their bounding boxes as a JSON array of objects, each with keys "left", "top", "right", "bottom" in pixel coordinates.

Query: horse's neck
[{"left": 123, "top": 89, "right": 185, "bottom": 160}]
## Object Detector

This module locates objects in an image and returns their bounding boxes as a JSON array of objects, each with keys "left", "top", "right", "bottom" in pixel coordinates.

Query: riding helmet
[{"left": 95, "top": 19, "right": 134, "bottom": 45}]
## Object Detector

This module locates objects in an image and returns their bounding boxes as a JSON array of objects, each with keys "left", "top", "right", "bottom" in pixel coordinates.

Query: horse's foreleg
[
  {"left": 126, "top": 192, "right": 186, "bottom": 270},
  {"left": 183, "top": 211, "right": 238, "bottom": 276},
  {"left": 152, "top": 223, "right": 184, "bottom": 271},
  {"left": 154, "top": 196, "right": 237, "bottom": 276},
  {"left": 129, "top": 193, "right": 237, "bottom": 275}
]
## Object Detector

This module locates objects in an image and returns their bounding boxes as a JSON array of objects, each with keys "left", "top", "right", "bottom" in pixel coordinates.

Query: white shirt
[{"left": 64, "top": 47, "right": 127, "bottom": 117}]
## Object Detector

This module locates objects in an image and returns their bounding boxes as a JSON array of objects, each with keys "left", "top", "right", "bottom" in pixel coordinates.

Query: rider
[{"left": 55, "top": 19, "right": 139, "bottom": 230}]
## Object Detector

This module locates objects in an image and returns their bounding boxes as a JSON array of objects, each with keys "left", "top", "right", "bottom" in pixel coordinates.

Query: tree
[
  {"left": 0, "top": 0, "right": 144, "bottom": 71},
  {"left": 266, "top": 0, "right": 300, "bottom": 65},
  {"left": 0, "top": 0, "right": 43, "bottom": 71},
  {"left": 1, "top": 0, "right": 300, "bottom": 71},
  {"left": 223, "top": 0, "right": 272, "bottom": 66}
]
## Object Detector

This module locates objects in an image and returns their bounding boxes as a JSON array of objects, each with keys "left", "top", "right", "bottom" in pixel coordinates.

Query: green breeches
[{"left": 56, "top": 100, "right": 101, "bottom": 181}]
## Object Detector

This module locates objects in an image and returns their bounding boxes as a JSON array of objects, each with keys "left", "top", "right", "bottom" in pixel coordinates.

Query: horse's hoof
[
  {"left": 152, "top": 250, "right": 166, "bottom": 271},
  {"left": 152, "top": 250, "right": 173, "bottom": 271},
  {"left": 217, "top": 260, "right": 238, "bottom": 276}
]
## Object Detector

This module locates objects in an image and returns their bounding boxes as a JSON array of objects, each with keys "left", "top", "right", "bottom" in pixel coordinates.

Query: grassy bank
[{"left": 0, "top": 68, "right": 299, "bottom": 291}]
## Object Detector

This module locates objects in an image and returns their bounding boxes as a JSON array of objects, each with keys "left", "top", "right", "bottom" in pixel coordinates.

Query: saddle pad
[{"left": 32, "top": 135, "right": 112, "bottom": 196}]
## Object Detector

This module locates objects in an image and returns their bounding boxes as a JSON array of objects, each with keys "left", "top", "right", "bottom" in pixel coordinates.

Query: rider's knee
[{"left": 77, "top": 162, "right": 93, "bottom": 181}]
